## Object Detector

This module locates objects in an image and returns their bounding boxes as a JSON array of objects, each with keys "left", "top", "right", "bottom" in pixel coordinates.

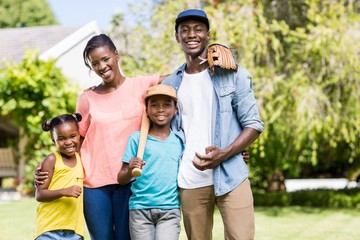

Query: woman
[{"left": 78, "top": 34, "right": 169, "bottom": 239}]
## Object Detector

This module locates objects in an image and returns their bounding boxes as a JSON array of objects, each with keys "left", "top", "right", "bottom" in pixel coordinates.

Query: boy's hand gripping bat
[{"left": 131, "top": 108, "right": 150, "bottom": 177}]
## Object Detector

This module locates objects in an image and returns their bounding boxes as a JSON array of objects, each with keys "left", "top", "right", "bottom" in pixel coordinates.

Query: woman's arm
[{"left": 34, "top": 161, "right": 48, "bottom": 186}]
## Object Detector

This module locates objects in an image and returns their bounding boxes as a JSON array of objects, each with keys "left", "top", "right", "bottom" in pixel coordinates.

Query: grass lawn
[{"left": 1, "top": 198, "right": 359, "bottom": 240}]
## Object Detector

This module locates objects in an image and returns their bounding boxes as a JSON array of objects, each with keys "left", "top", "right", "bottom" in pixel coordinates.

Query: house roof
[
  {"left": 0, "top": 25, "right": 80, "bottom": 66},
  {"left": 0, "top": 21, "right": 102, "bottom": 89}
]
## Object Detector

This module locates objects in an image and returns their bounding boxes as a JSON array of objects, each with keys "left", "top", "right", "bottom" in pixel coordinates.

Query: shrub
[{"left": 253, "top": 188, "right": 360, "bottom": 208}]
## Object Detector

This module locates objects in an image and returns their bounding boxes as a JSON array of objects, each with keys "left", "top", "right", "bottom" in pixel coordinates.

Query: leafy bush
[
  {"left": 254, "top": 188, "right": 360, "bottom": 208},
  {"left": 0, "top": 50, "right": 80, "bottom": 194}
]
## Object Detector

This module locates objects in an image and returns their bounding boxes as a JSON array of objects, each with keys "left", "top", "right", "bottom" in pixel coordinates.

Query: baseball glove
[{"left": 207, "top": 43, "right": 238, "bottom": 75}]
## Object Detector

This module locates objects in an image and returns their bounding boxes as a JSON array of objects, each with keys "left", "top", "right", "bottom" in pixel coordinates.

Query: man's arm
[{"left": 193, "top": 127, "right": 260, "bottom": 170}]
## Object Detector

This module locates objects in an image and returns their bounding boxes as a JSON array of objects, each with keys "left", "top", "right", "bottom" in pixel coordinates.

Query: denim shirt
[{"left": 163, "top": 63, "right": 264, "bottom": 196}]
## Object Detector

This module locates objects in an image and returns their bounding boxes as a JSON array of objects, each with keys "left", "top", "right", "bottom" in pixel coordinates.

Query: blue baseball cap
[{"left": 175, "top": 9, "right": 210, "bottom": 32}]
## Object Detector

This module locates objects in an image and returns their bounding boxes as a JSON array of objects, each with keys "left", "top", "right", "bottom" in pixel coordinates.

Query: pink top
[{"left": 76, "top": 75, "right": 159, "bottom": 188}]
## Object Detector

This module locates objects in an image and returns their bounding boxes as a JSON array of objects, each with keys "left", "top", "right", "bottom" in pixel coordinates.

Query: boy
[{"left": 118, "top": 84, "right": 183, "bottom": 240}]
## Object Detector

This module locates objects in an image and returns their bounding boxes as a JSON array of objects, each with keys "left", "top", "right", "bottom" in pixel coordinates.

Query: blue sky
[{"left": 47, "top": 0, "right": 131, "bottom": 30}]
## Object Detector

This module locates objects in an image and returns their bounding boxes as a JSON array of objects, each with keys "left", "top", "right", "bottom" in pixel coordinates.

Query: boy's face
[{"left": 146, "top": 95, "right": 177, "bottom": 127}]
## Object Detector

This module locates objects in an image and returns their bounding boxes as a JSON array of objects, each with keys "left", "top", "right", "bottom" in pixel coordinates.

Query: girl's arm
[{"left": 35, "top": 154, "right": 82, "bottom": 202}]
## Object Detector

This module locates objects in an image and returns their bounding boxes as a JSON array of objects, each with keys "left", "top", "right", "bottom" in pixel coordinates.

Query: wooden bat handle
[
  {"left": 132, "top": 168, "right": 142, "bottom": 177},
  {"left": 131, "top": 108, "right": 150, "bottom": 177}
]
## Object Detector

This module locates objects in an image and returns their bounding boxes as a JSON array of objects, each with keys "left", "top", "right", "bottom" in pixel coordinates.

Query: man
[{"left": 163, "top": 9, "right": 264, "bottom": 240}]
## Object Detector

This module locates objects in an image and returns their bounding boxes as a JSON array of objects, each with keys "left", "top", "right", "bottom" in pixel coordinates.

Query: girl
[{"left": 34, "top": 113, "right": 84, "bottom": 240}]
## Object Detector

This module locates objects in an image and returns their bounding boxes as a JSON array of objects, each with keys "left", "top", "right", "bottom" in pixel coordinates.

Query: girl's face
[
  {"left": 147, "top": 95, "right": 177, "bottom": 127},
  {"left": 88, "top": 45, "right": 120, "bottom": 83},
  {"left": 52, "top": 122, "right": 80, "bottom": 158}
]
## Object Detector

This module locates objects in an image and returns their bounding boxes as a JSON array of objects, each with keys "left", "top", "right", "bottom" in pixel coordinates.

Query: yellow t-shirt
[
  {"left": 34, "top": 151, "right": 84, "bottom": 239},
  {"left": 76, "top": 75, "right": 159, "bottom": 188}
]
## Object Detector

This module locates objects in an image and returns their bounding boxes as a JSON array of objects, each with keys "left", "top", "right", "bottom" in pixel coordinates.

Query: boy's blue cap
[{"left": 175, "top": 9, "right": 209, "bottom": 32}]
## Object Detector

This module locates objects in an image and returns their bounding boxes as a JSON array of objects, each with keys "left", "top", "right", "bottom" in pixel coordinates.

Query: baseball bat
[{"left": 131, "top": 108, "right": 150, "bottom": 177}]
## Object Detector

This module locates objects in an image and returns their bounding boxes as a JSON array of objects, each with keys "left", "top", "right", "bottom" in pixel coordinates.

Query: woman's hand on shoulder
[{"left": 159, "top": 74, "right": 170, "bottom": 83}]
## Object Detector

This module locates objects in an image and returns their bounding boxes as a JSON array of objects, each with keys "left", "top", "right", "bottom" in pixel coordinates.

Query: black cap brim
[{"left": 175, "top": 16, "right": 210, "bottom": 31}]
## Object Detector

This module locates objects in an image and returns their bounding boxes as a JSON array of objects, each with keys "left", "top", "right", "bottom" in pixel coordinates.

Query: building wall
[
  {"left": 40, "top": 21, "right": 102, "bottom": 91},
  {"left": 56, "top": 37, "right": 102, "bottom": 90}
]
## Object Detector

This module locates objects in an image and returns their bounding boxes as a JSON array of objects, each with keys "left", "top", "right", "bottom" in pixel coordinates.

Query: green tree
[
  {"left": 252, "top": 0, "right": 360, "bottom": 189},
  {"left": 0, "top": 0, "right": 57, "bottom": 28},
  {"left": 0, "top": 50, "right": 79, "bottom": 193},
  {"left": 108, "top": 0, "right": 202, "bottom": 76}
]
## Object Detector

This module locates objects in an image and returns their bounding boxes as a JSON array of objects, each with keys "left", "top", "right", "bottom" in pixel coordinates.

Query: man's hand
[
  {"left": 192, "top": 146, "right": 224, "bottom": 171},
  {"left": 242, "top": 150, "right": 250, "bottom": 164},
  {"left": 192, "top": 146, "right": 250, "bottom": 171}
]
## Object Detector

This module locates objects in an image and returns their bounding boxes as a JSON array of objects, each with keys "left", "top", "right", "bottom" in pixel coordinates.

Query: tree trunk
[{"left": 267, "top": 172, "right": 286, "bottom": 192}]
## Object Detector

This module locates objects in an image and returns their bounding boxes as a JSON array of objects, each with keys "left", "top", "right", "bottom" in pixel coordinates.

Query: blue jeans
[
  {"left": 36, "top": 230, "right": 82, "bottom": 240},
  {"left": 84, "top": 183, "right": 132, "bottom": 240}
]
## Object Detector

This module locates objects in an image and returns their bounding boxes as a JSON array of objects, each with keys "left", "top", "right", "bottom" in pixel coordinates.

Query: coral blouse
[{"left": 76, "top": 75, "right": 159, "bottom": 188}]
